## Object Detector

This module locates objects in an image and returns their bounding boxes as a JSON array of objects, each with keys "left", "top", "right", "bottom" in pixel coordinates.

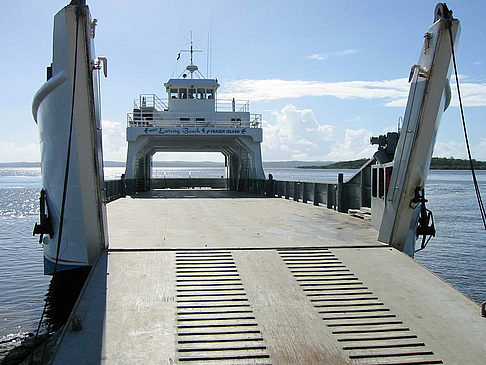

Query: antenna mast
[{"left": 178, "top": 32, "right": 203, "bottom": 79}]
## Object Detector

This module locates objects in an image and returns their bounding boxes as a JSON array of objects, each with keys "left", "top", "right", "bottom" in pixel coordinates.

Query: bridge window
[
  {"left": 197, "top": 88, "right": 205, "bottom": 99},
  {"left": 170, "top": 88, "right": 178, "bottom": 99},
  {"left": 206, "top": 89, "right": 214, "bottom": 99},
  {"left": 195, "top": 118, "right": 205, "bottom": 121},
  {"left": 180, "top": 117, "right": 190, "bottom": 121},
  {"left": 188, "top": 88, "right": 196, "bottom": 99},
  {"left": 178, "top": 88, "right": 187, "bottom": 99}
]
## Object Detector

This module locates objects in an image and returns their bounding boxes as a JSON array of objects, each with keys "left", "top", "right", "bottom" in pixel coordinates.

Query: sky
[{"left": 0, "top": 0, "right": 485, "bottom": 162}]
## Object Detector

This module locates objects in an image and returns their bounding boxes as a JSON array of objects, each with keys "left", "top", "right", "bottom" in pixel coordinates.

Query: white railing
[
  {"left": 215, "top": 99, "right": 249, "bottom": 112},
  {"left": 133, "top": 94, "right": 168, "bottom": 111},
  {"left": 127, "top": 94, "right": 261, "bottom": 127},
  {"left": 127, "top": 118, "right": 262, "bottom": 128},
  {"left": 250, "top": 114, "right": 262, "bottom": 127},
  {"left": 133, "top": 95, "right": 249, "bottom": 113}
]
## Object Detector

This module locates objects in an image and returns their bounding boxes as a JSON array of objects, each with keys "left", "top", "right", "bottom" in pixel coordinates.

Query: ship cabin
[
  {"left": 124, "top": 70, "right": 265, "bottom": 190},
  {"left": 128, "top": 78, "right": 259, "bottom": 128}
]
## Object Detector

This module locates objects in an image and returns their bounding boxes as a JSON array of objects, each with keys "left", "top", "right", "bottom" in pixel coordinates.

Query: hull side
[{"left": 33, "top": 4, "right": 106, "bottom": 274}]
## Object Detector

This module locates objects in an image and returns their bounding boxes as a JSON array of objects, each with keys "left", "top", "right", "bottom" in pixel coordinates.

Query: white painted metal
[
  {"left": 125, "top": 72, "right": 265, "bottom": 181},
  {"left": 378, "top": 6, "right": 460, "bottom": 255},
  {"left": 32, "top": 3, "right": 107, "bottom": 273}
]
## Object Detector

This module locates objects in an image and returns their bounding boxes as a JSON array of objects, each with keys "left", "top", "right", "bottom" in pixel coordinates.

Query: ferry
[{"left": 31, "top": 1, "right": 486, "bottom": 363}]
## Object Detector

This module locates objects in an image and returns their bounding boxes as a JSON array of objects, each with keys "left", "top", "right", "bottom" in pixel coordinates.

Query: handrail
[
  {"left": 127, "top": 119, "right": 260, "bottom": 128},
  {"left": 215, "top": 99, "right": 249, "bottom": 112},
  {"left": 32, "top": 71, "right": 68, "bottom": 122},
  {"left": 127, "top": 117, "right": 263, "bottom": 128},
  {"left": 133, "top": 94, "right": 168, "bottom": 111},
  {"left": 131, "top": 94, "right": 250, "bottom": 113}
]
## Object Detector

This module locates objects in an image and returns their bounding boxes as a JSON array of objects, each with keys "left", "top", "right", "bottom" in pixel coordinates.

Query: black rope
[
  {"left": 447, "top": 22, "right": 486, "bottom": 230},
  {"left": 30, "top": 6, "right": 82, "bottom": 364}
]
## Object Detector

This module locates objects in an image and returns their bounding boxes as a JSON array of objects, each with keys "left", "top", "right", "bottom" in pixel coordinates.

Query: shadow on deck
[{"left": 131, "top": 188, "right": 264, "bottom": 199}]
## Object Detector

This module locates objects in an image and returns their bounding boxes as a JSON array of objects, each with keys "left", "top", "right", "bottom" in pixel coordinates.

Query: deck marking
[
  {"left": 175, "top": 250, "right": 271, "bottom": 364},
  {"left": 278, "top": 248, "right": 443, "bottom": 365}
]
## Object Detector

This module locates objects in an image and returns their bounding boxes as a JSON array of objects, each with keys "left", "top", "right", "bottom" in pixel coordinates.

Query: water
[{"left": 1, "top": 167, "right": 485, "bottom": 344}]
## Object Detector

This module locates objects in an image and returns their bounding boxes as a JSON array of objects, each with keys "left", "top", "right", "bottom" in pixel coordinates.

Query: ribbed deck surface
[{"left": 51, "top": 191, "right": 486, "bottom": 364}]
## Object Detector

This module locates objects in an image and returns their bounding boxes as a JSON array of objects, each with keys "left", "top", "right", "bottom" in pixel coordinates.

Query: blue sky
[{"left": 0, "top": 0, "right": 485, "bottom": 162}]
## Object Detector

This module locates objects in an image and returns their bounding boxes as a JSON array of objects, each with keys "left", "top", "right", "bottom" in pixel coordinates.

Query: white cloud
[
  {"left": 221, "top": 77, "right": 486, "bottom": 107},
  {"left": 221, "top": 78, "right": 409, "bottom": 104},
  {"left": 473, "top": 138, "right": 486, "bottom": 160},
  {"left": 433, "top": 140, "right": 467, "bottom": 159},
  {"left": 433, "top": 139, "right": 486, "bottom": 161},
  {"left": 0, "top": 141, "right": 39, "bottom": 162},
  {"left": 262, "top": 104, "right": 334, "bottom": 160},
  {"left": 306, "top": 49, "right": 358, "bottom": 61},
  {"left": 262, "top": 105, "right": 376, "bottom": 161},
  {"left": 327, "top": 128, "right": 376, "bottom": 161},
  {"left": 102, "top": 120, "right": 126, "bottom": 161}
]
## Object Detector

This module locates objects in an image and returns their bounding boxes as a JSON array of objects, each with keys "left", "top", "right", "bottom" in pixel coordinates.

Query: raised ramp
[{"left": 50, "top": 191, "right": 486, "bottom": 364}]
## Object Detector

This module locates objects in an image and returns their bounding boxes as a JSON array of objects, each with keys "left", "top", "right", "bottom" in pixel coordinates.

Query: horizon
[
  {"left": 1, "top": 1, "right": 485, "bottom": 163},
  {"left": 2, "top": 156, "right": 485, "bottom": 167}
]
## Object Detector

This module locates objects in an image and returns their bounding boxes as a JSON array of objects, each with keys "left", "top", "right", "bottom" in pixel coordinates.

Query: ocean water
[{"left": 1, "top": 167, "right": 485, "bottom": 343}]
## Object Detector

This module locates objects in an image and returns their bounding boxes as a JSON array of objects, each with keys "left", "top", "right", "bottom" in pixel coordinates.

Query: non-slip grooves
[
  {"left": 178, "top": 354, "right": 271, "bottom": 362},
  {"left": 178, "top": 337, "right": 265, "bottom": 344},
  {"left": 175, "top": 250, "right": 271, "bottom": 364},
  {"left": 278, "top": 248, "right": 442, "bottom": 365}
]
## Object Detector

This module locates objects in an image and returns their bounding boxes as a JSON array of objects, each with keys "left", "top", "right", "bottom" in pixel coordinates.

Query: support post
[
  {"left": 337, "top": 173, "right": 345, "bottom": 213},
  {"left": 327, "top": 184, "right": 334, "bottom": 209}
]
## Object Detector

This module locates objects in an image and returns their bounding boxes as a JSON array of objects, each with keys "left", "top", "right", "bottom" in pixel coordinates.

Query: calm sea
[{"left": 1, "top": 167, "right": 485, "bottom": 343}]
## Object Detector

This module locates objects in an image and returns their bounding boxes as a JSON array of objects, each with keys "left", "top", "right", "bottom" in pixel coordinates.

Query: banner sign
[{"left": 143, "top": 127, "right": 248, "bottom": 136}]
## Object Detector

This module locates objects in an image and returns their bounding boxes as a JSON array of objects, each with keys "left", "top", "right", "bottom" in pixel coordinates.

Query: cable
[
  {"left": 30, "top": 6, "right": 82, "bottom": 364},
  {"left": 447, "top": 22, "right": 486, "bottom": 231}
]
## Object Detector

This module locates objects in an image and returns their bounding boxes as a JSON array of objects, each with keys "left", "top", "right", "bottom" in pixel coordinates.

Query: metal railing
[
  {"left": 215, "top": 99, "right": 249, "bottom": 112},
  {"left": 127, "top": 117, "right": 262, "bottom": 128},
  {"left": 133, "top": 94, "right": 168, "bottom": 111},
  {"left": 272, "top": 180, "right": 339, "bottom": 210},
  {"left": 104, "top": 177, "right": 340, "bottom": 210},
  {"left": 132, "top": 95, "right": 249, "bottom": 113}
]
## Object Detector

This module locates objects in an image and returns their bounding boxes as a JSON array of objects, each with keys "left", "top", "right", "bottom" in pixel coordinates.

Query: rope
[
  {"left": 447, "top": 22, "right": 486, "bottom": 230},
  {"left": 30, "top": 6, "right": 81, "bottom": 364}
]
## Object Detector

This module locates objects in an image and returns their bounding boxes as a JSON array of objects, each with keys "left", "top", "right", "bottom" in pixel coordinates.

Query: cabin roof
[{"left": 164, "top": 78, "right": 219, "bottom": 88}]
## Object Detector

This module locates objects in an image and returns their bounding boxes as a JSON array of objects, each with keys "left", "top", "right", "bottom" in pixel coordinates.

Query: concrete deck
[{"left": 51, "top": 190, "right": 486, "bottom": 364}]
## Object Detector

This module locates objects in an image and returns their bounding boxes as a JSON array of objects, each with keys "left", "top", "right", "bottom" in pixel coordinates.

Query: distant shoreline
[
  {"left": 1, "top": 157, "right": 485, "bottom": 170},
  {"left": 297, "top": 157, "right": 486, "bottom": 170}
]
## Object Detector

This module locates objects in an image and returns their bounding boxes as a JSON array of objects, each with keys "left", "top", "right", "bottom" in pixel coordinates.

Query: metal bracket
[
  {"left": 409, "top": 64, "right": 430, "bottom": 82},
  {"left": 33, "top": 189, "right": 54, "bottom": 243},
  {"left": 91, "top": 18, "right": 98, "bottom": 38},
  {"left": 92, "top": 56, "right": 108, "bottom": 77},
  {"left": 423, "top": 32, "right": 432, "bottom": 55}
]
